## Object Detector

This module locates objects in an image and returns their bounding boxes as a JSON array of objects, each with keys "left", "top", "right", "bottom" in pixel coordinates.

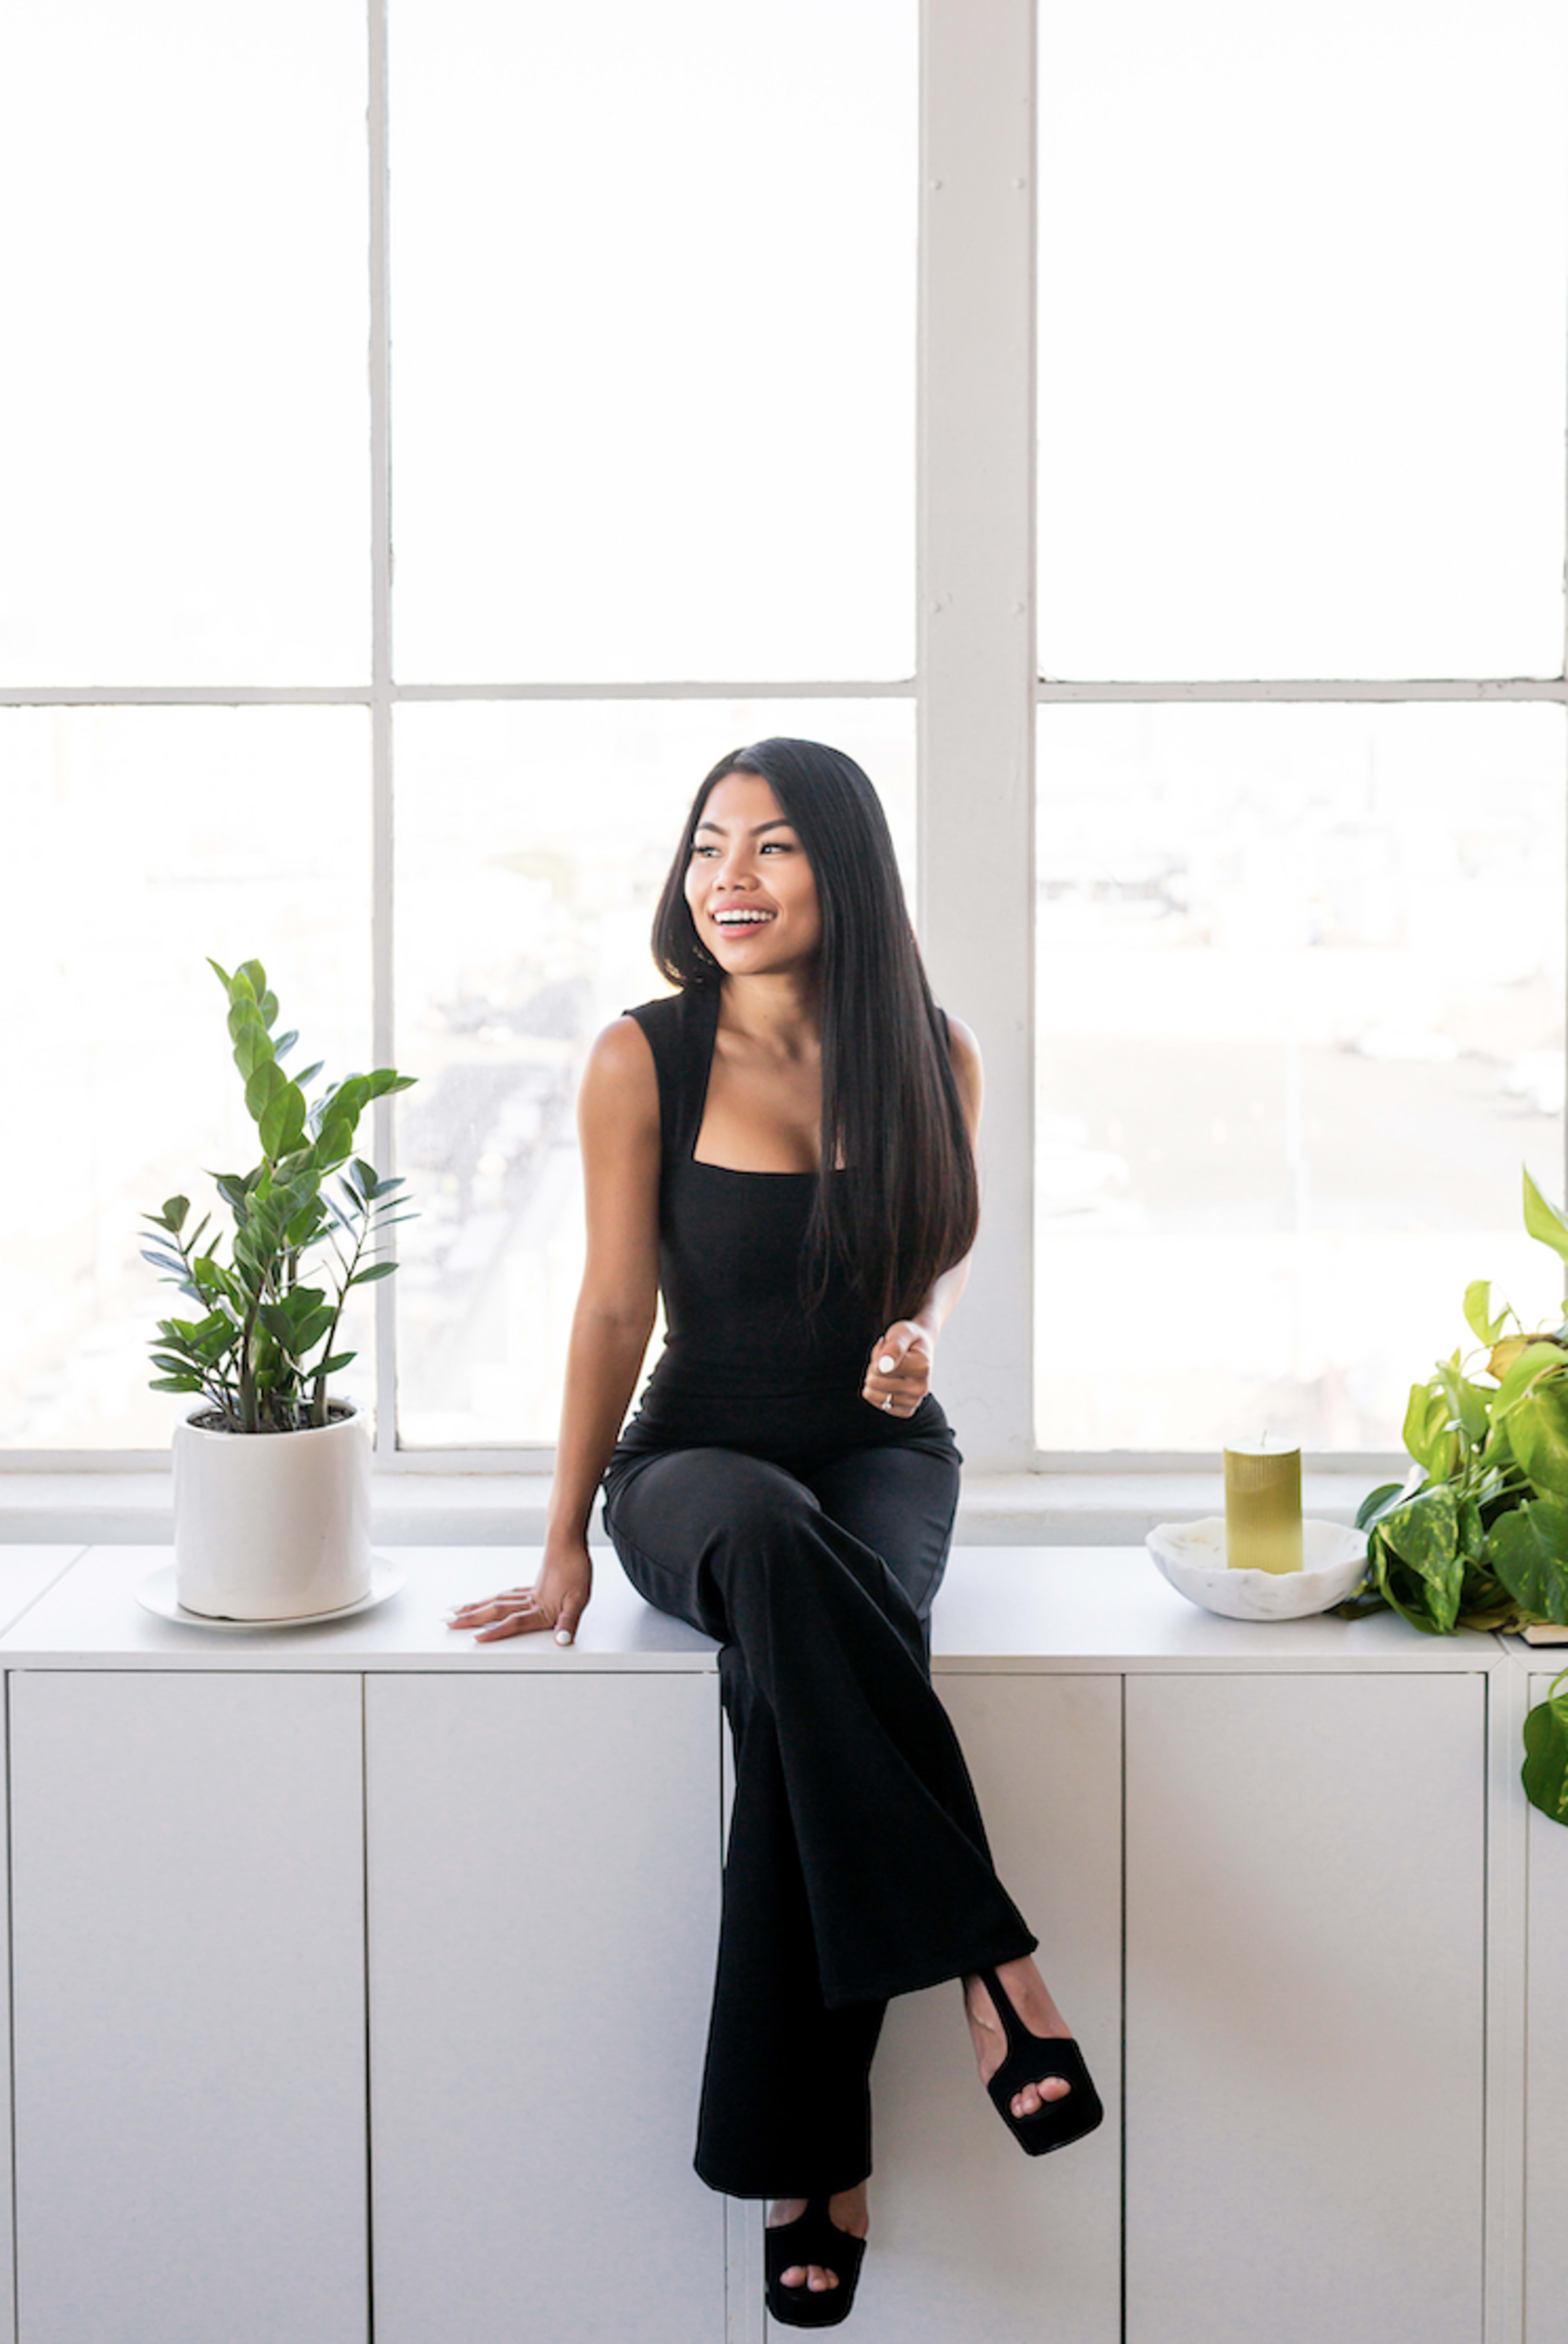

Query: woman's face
[{"left": 684, "top": 771, "right": 822, "bottom": 978}]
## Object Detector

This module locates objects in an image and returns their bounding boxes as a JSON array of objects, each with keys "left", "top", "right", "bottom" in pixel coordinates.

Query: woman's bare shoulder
[
  {"left": 579, "top": 1015, "right": 660, "bottom": 1133},
  {"left": 940, "top": 1012, "right": 983, "bottom": 1126}
]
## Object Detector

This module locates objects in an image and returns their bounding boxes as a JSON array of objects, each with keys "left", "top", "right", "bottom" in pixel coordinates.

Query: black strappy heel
[
  {"left": 764, "top": 2197, "right": 868, "bottom": 2329},
  {"left": 975, "top": 1964, "right": 1105, "bottom": 2156}
]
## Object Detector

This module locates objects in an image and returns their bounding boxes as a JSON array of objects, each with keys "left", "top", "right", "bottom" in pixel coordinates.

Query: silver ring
[{"left": 882, "top": 1394, "right": 895, "bottom": 1412}]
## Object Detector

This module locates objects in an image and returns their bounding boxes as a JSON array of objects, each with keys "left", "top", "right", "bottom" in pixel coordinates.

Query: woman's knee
[
  {"left": 613, "top": 1446, "right": 819, "bottom": 1560},
  {"left": 699, "top": 1450, "right": 822, "bottom": 1552}
]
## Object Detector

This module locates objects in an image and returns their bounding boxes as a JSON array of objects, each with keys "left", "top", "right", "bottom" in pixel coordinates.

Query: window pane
[
  {"left": 389, "top": 0, "right": 916, "bottom": 682},
  {"left": 1036, "top": 705, "right": 1566, "bottom": 1451},
  {"left": 1038, "top": 0, "right": 1568, "bottom": 679},
  {"left": 394, "top": 700, "right": 915, "bottom": 1445},
  {"left": 0, "top": 710, "right": 372, "bottom": 1447},
  {"left": 0, "top": 3, "right": 370, "bottom": 684}
]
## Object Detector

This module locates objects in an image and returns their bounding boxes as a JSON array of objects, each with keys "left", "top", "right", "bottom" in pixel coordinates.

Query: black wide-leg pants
[{"left": 602, "top": 1440, "right": 1038, "bottom": 2199}]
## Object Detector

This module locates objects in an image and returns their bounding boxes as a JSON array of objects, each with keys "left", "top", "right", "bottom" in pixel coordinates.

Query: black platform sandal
[
  {"left": 975, "top": 1964, "right": 1105, "bottom": 2157},
  {"left": 764, "top": 2198, "right": 868, "bottom": 2329}
]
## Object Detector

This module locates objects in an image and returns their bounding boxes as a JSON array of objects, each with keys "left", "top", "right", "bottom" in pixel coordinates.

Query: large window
[{"left": 4, "top": 0, "right": 1565, "bottom": 1471}]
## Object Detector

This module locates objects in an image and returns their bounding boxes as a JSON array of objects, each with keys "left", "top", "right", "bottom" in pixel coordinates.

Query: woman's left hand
[{"left": 862, "top": 1320, "right": 933, "bottom": 1417}]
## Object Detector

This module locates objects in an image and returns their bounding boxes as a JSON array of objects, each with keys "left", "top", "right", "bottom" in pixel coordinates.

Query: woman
[{"left": 449, "top": 738, "right": 1101, "bottom": 2328}]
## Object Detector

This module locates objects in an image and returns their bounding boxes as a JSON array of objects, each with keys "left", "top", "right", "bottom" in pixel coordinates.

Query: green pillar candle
[{"left": 1224, "top": 1441, "right": 1304, "bottom": 1573}]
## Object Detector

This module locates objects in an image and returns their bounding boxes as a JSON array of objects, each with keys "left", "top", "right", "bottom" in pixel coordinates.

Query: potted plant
[
  {"left": 141, "top": 958, "right": 415, "bottom": 1619},
  {"left": 1348, "top": 1166, "right": 1568, "bottom": 1823}
]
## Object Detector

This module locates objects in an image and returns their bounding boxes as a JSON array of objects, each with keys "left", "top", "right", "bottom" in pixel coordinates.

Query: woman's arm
[
  {"left": 448, "top": 1016, "right": 662, "bottom": 1642},
  {"left": 861, "top": 1015, "right": 983, "bottom": 1416}
]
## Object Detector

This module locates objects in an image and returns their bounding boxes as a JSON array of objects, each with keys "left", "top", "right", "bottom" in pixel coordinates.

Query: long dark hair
[{"left": 651, "top": 737, "right": 979, "bottom": 1329}]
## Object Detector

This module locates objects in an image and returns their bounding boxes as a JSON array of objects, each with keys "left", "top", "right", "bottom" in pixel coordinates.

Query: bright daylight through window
[
  {"left": 1034, "top": 0, "right": 1568, "bottom": 1454},
  {"left": 1, "top": 0, "right": 1565, "bottom": 1465}
]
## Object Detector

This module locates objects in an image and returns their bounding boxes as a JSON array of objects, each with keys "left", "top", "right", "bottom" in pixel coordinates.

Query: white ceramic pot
[{"left": 173, "top": 1404, "right": 373, "bottom": 1621}]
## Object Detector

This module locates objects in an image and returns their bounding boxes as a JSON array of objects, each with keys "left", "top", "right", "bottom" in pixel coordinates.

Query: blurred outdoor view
[
  {"left": 393, "top": 702, "right": 915, "bottom": 1445},
  {"left": 0, "top": 709, "right": 374, "bottom": 1447},
  {"left": 1036, "top": 705, "right": 1568, "bottom": 1451}
]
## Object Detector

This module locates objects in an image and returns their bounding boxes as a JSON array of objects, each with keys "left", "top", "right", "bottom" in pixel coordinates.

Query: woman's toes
[
  {"left": 782, "top": 2266, "right": 807, "bottom": 2288},
  {"left": 809, "top": 2266, "right": 840, "bottom": 2291},
  {"left": 1011, "top": 2077, "right": 1072, "bottom": 2117}
]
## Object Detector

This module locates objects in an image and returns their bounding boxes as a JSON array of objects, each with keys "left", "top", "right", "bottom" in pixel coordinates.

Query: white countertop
[{"left": 0, "top": 1545, "right": 1511, "bottom": 1675}]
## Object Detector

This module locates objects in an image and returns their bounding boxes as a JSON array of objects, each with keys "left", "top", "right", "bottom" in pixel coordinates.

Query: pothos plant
[
  {"left": 1345, "top": 1167, "right": 1568, "bottom": 1824},
  {"left": 141, "top": 959, "right": 416, "bottom": 1434}
]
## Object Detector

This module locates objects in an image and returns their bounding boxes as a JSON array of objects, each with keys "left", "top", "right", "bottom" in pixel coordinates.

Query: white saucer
[{"left": 135, "top": 1557, "right": 405, "bottom": 1632}]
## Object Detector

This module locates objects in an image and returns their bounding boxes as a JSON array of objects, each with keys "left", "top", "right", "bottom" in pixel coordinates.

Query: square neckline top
[{"left": 687, "top": 981, "right": 819, "bottom": 1180}]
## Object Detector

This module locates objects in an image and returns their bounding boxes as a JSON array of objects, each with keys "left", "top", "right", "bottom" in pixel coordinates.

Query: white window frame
[{"left": 2, "top": 0, "right": 1564, "bottom": 1479}]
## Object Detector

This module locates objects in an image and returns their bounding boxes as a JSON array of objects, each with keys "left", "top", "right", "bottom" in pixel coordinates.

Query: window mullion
[
  {"left": 370, "top": 0, "right": 398, "bottom": 1456},
  {"left": 917, "top": 0, "right": 1037, "bottom": 1473}
]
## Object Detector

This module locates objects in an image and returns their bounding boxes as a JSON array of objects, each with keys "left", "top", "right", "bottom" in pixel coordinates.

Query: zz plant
[
  {"left": 142, "top": 959, "right": 416, "bottom": 1434},
  {"left": 1348, "top": 1167, "right": 1568, "bottom": 1824}
]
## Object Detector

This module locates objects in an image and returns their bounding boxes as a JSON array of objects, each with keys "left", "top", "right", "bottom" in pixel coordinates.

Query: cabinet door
[
  {"left": 10, "top": 1670, "right": 367, "bottom": 2344},
  {"left": 365, "top": 1672, "right": 724, "bottom": 2344},
  {"left": 1126, "top": 1672, "right": 1486, "bottom": 2344},
  {"left": 848, "top": 1673, "right": 1122, "bottom": 2344},
  {"left": 1526, "top": 1670, "right": 1568, "bottom": 2344}
]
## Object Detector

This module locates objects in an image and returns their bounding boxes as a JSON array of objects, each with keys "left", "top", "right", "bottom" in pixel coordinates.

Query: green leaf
[
  {"left": 1494, "top": 1339, "right": 1568, "bottom": 1421},
  {"left": 314, "top": 1352, "right": 356, "bottom": 1377},
  {"left": 1463, "top": 1279, "right": 1509, "bottom": 1347},
  {"left": 207, "top": 956, "right": 233, "bottom": 991},
  {"left": 245, "top": 1055, "right": 285, "bottom": 1131},
  {"left": 1435, "top": 1355, "right": 1491, "bottom": 1448},
  {"left": 236, "top": 957, "right": 268, "bottom": 1001},
  {"left": 1355, "top": 1481, "right": 1407, "bottom": 1532},
  {"left": 259, "top": 1079, "right": 307, "bottom": 1162},
  {"left": 160, "top": 1195, "right": 190, "bottom": 1232},
  {"left": 1523, "top": 1166, "right": 1568, "bottom": 1269},
  {"left": 189, "top": 1256, "right": 237, "bottom": 1302},
  {"left": 1488, "top": 1497, "right": 1568, "bottom": 1624},
  {"left": 1522, "top": 1688, "right": 1568, "bottom": 1825},
  {"left": 1457, "top": 1495, "right": 1487, "bottom": 1561},
  {"left": 1506, "top": 1377, "right": 1568, "bottom": 1497},
  {"left": 293, "top": 1060, "right": 324, "bottom": 1091},
  {"left": 149, "top": 1375, "right": 203, "bottom": 1394},
  {"left": 272, "top": 1029, "right": 298, "bottom": 1059},
  {"left": 258, "top": 988, "right": 279, "bottom": 1030},
  {"left": 1402, "top": 1380, "right": 1458, "bottom": 1481},
  {"left": 1379, "top": 1484, "right": 1464, "bottom": 1633},
  {"left": 349, "top": 1260, "right": 399, "bottom": 1285}
]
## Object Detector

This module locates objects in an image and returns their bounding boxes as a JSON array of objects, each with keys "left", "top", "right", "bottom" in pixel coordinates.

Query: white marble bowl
[{"left": 1145, "top": 1517, "right": 1370, "bottom": 1620}]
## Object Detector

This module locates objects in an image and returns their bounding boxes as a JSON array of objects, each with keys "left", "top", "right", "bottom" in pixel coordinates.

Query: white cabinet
[
  {"left": 9, "top": 1671, "right": 368, "bottom": 2344},
  {"left": 854, "top": 1672, "right": 1122, "bottom": 2344},
  {"left": 1125, "top": 1673, "right": 1487, "bottom": 2344},
  {"left": 0, "top": 1550, "right": 1531, "bottom": 2344},
  {"left": 1525, "top": 1670, "right": 1568, "bottom": 2344},
  {"left": 364, "top": 1672, "right": 725, "bottom": 2344}
]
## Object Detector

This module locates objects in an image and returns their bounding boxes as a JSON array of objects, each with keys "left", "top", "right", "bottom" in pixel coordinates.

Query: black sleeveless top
[{"left": 605, "top": 985, "right": 958, "bottom": 1474}]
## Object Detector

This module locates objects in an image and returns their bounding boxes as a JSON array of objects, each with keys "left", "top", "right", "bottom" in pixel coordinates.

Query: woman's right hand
[{"left": 445, "top": 1538, "right": 593, "bottom": 1645}]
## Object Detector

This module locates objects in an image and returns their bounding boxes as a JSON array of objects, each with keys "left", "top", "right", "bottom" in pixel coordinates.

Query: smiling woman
[{"left": 449, "top": 735, "right": 1103, "bottom": 2328}]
